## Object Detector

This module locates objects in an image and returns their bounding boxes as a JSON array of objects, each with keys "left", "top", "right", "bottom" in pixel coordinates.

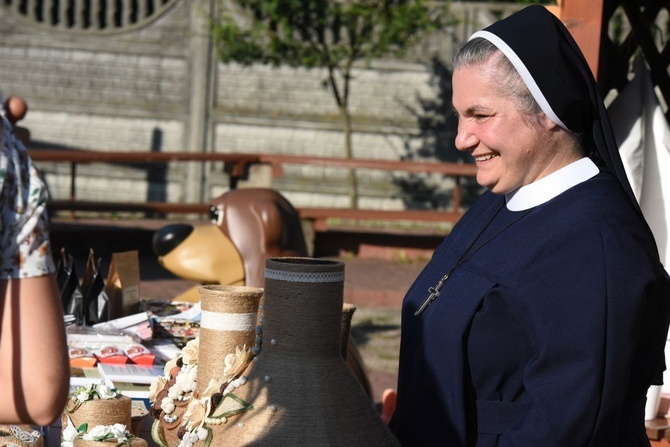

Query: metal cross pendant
[{"left": 414, "top": 273, "right": 450, "bottom": 316}]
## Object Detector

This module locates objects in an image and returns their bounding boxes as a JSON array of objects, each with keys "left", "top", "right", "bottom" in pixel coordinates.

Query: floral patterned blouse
[{"left": 0, "top": 113, "right": 55, "bottom": 279}]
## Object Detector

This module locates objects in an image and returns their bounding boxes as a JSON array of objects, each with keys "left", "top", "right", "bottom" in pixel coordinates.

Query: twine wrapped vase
[
  {"left": 64, "top": 395, "right": 132, "bottom": 433},
  {"left": 197, "top": 285, "right": 263, "bottom": 395},
  {"left": 151, "top": 285, "right": 263, "bottom": 447},
  {"left": 211, "top": 257, "right": 399, "bottom": 446},
  {"left": 61, "top": 391, "right": 148, "bottom": 447}
]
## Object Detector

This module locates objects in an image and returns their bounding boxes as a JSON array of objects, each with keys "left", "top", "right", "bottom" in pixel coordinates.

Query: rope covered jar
[
  {"left": 60, "top": 385, "right": 148, "bottom": 447},
  {"left": 209, "top": 257, "right": 399, "bottom": 446},
  {"left": 197, "top": 285, "right": 263, "bottom": 396},
  {"left": 64, "top": 395, "right": 132, "bottom": 433},
  {"left": 150, "top": 284, "right": 263, "bottom": 447}
]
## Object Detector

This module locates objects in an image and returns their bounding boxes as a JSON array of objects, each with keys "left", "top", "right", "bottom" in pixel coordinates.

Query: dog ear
[
  {"left": 221, "top": 189, "right": 308, "bottom": 288},
  {"left": 237, "top": 197, "right": 284, "bottom": 288}
]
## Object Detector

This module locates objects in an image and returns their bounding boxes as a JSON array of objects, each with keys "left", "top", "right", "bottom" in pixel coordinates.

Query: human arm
[
  {"left": 0, "top": 274, "right": 69, "bottom": 425},
  {"left": 0, "top": 115, "right": 69, "bottom": 425}
]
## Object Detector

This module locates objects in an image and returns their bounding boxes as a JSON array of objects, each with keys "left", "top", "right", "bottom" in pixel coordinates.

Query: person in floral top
[{"left": 0, "top": 95, "right": 69, "bottom": 425}]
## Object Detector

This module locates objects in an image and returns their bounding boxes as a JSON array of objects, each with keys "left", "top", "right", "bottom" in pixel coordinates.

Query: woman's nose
[{"left": 455, "top": 122, "right": 478, "bottom": 152}]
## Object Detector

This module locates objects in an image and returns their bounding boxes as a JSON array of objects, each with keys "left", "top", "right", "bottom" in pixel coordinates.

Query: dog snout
[{"left": 152, "top": 224, "right": 194, "bottom": 256}]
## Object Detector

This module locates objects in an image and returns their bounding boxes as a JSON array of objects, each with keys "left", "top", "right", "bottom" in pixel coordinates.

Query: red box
[{"left": 93, "top": 345, "right": 129, "bottom": 364}]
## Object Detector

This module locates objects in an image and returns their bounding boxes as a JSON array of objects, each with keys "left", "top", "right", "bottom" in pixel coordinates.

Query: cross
[{"left": 414, "top": 274, "right": 450, "bottom": 316}]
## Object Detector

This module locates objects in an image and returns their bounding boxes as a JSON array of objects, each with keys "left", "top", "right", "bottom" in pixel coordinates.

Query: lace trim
[{"left": 8, "top": 425, "right": 41, "bottom": 444}]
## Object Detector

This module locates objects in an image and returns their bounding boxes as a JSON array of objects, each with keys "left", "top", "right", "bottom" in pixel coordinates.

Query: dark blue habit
[{"left": 391, "top": 170, "right": 670, "bottom": 446}]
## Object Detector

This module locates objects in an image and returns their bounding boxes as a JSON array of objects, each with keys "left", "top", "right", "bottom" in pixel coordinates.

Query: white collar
[{"left": 505, "top": 157, "right": 599, "bottom": 211}]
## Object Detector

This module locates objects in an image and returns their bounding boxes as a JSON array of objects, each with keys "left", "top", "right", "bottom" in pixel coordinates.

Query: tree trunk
[{"left": 341, "top": 103, "right": 358, "bottom": 209}]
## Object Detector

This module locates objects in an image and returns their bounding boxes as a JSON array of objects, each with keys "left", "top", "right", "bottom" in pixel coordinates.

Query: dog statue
[
  {"left": 153, "top": 188, "right": 308, "bottom": 300},
  {"left": 152, "top": 188, "right": 372, "bottom": 398}
]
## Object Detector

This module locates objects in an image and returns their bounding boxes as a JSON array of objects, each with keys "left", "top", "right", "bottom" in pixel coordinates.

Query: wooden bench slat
[{"left": 47, "top": 201, "right": 464, "bottom": 232}]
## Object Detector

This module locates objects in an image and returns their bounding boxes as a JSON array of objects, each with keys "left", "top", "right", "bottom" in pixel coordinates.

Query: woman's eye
[{"left": 473, "top": 114, "right": 491, "bottom": 122}]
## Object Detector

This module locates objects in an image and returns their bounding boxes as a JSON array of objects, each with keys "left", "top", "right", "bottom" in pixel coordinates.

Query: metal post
[
  {"left": 69, "top": 162, "right": 77, "bottom": 220},
  {"left": 184, "top": 0, "right": 216, "bottom": 204}
]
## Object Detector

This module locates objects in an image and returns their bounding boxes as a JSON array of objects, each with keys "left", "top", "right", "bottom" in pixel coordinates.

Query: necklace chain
[{"left": 414, "top": 199, "right": 531, "bottom": 317}]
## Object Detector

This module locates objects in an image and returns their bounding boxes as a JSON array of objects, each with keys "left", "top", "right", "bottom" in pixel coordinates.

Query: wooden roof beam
[{"left": 547, "top": 0, "right": 605, "bottom": 80}]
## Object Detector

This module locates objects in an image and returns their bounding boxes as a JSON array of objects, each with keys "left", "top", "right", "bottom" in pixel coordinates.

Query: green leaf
[{"left": 209, "top": 0, "right": 448, "bottom": 68}]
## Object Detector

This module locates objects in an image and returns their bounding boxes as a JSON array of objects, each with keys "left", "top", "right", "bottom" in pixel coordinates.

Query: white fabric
[
  {"left": 505, "top": 157, "right": 598, "bottom": 211},
  {"left": 200, "top": 311, "right": 256, "bottom": 331},
  {"left": 608, "top": 56, "right": 670, "bottom": 395}
]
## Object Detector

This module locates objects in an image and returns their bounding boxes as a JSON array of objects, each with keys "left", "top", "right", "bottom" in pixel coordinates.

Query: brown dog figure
[
  {"left": 153, "top": 188, "right": 307, "bottom": 299},
  {"left": 152, "top": 187, "right": 372, "bottom": 398}
]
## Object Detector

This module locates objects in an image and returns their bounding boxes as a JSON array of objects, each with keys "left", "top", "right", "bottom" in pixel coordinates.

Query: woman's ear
[{"left": 540, "top": 112, "right": 559, "bottom": 132}]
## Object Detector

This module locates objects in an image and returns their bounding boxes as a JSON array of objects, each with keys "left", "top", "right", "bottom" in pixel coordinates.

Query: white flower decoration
[
  {"left": 176, "top": 369, "right": 196, "bottom": 393},
  {"left": 161, "top": 396, "right": 176, "bottom": 414},
  {"left": 183, "top": 397, "right": 211, "bottom": 431},
  {"left": 71, "top": 381, "right": 118, "bottom": 403},
  {"left": 181, "top": 337, "right": 199, "bottom": 366},
  {"left": 97, "top": 383, "right": 117, "bottom": 399},
  {"left": 202, "top": 376, "right": 225, "bottom": 398},
  {"left": 168, "top": 383, "right": 185, "bottom": 400},
  {"left": 61, "top": 416, "right": 79, "bottom": 447},
  {"left": 110, "top": 423, "right": 128, "bottom": 442},
  {"left": 223, "top": 352, "right": 238, "bottom": 376},
  {"left": 83, "top": 424, "right": 112, "bottom": 440},
  {"left": 76, "top": 390, "right": 90, "bottom": 403},
  {"left": 149, "top": 375, "right": 168, "bottom": 403},
  {"left": 176, "top": 428, "right": 204, "bottom": 447}
]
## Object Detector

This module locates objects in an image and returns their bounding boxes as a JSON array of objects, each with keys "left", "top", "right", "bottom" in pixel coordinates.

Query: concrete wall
[{"left": 0, "top": 1, "right": 523, "bottom": 214}]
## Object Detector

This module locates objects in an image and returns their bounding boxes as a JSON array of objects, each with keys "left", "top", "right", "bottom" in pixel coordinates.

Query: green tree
[
  {"left": 466, "top": 0, "right": 555, "bottom": 3},
  {"left": 209, "top": 0, "right": 450, "bottom": 208}
]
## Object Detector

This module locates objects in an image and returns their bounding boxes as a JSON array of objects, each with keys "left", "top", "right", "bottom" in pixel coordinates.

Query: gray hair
[{"left": 452, "top": 37, "right": 542, "bottom": 119}]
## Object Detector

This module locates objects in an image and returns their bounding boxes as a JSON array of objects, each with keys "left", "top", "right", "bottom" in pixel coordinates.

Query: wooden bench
[
  {"left": 31, "top": 149, "right": 477, "bottom": 231},
  {"left": 45, "top": 200, "right": 466, "bottom": 232}
]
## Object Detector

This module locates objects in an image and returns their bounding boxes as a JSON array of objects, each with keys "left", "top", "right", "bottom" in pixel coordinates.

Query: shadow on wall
[
  {"left": 30, "top": 127, "right": 170, "bottom": 218},
  {"left": 393, "top": 57, "right": 483, "bottom": 211},
  {"left": 146, "top": 126, "right": 167, "bottom": 216}
]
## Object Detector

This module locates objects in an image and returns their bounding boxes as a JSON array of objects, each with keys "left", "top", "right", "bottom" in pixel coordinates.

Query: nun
[{"left": 390, "top": 5, "right": 670, "bottom": 446}]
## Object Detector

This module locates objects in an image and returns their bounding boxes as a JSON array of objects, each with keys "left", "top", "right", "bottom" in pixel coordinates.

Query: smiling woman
[
  {"left": 451, "top": 55, "right": 580, "bottom": 194},
  {"left": 390, "top": 5, "right": 670, "bottom": 447}
]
